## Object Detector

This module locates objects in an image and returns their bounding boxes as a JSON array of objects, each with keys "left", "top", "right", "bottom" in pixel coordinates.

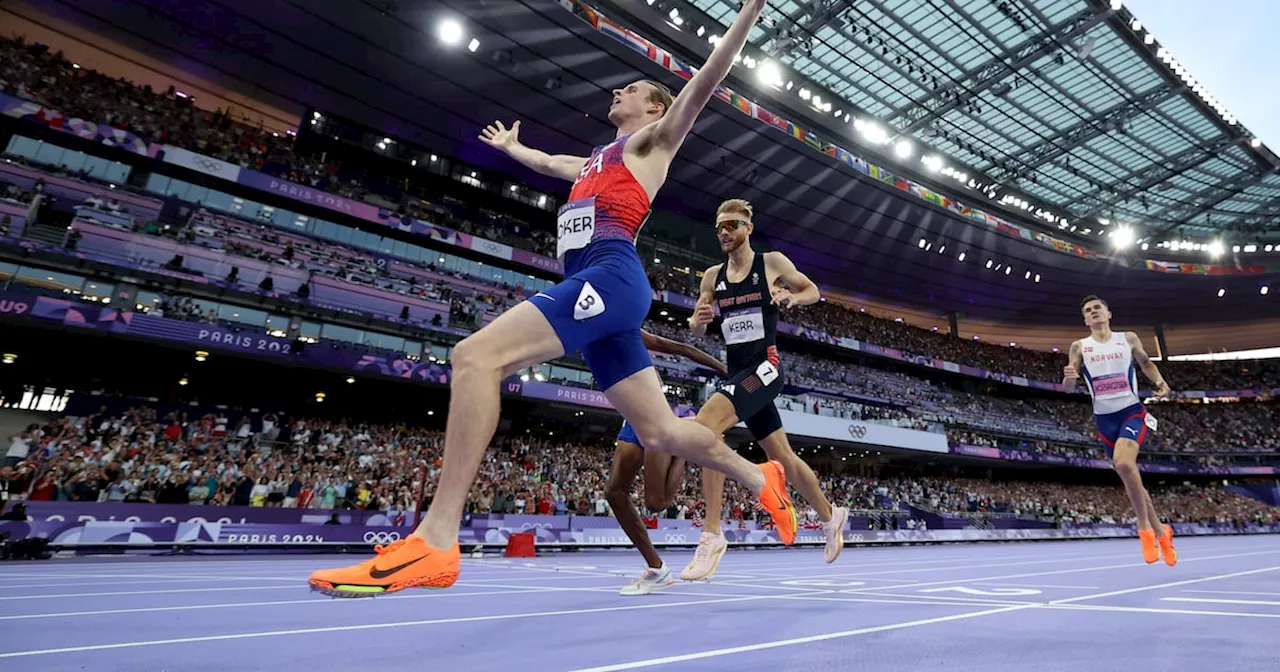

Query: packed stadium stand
[{"left": 0, "top": 0, "right": 1278, "bottom": 668}]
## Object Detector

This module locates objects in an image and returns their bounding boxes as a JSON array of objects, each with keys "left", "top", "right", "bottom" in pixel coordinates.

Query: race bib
[
  {"left": 721, "top": 308, "right": 764, "bottom": 344},
  {"left": 1090, "top": 373, "right": 1131, "bottom": 399},
  {"left": 557, "top": 197, "right": 595, "bottom": 258},
  {"left": 755, "top": 360, "right": 779, "bottom": 386},
  {"left": 1144, "top": 412, "right": 1158, "bottom": 433}
]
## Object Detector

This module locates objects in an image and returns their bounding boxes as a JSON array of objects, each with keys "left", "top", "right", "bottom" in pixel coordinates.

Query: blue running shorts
[
  {"left": 529, "top": 241, "right": 652, "bottom": 390},
  {"left": 1095, "top": 403, "right": 1154, "bottom": 459}
]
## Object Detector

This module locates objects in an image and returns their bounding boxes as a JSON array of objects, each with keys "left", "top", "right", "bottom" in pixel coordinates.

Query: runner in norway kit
[
  {"left": 1062, "top": 295, "right": 1176, "bottom": 566},
  {"left": 681, "top": 199, "right": 848, "bottom": 581},
  {"left": 608, "top": 330, "right": 727, "bottom": 596},
  {"left": 308, "top": 0, "right": 796, "bottom": 599}
]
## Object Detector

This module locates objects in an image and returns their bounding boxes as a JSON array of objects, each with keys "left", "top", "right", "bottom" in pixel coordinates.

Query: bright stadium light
[
  {"left": 757, "top": 60, "right": 783, "bottom": 87},
  {"left": 1217, "top": 288, "right": 1226, "bottom": 298},
  {"left": 922, "top": 155, "right": 943, "bottom": 172},
  {"left": 1110, "top": 0, "right": 1123, "bottom": 9},
  {"left": 861, "top": 123, "right": 889, "bottom": 145},
  {"left": 799, "top": 88, "right": 811, "bottom": 100},
  {"left": 1208, "top": 240, "right": 1224, "bottom": 258},
  {"left": 895, "top": 140, "right": 913, "bottom": 158},
  {"left": 1251, "top": 138, "right": 1263, "bottom": 148},
  {"left": 438, "top": 19, "right": 464, "bottom": 46},
  {"left": 1111, "top": 226, "right": 1134, "bottom": 250},
  {"left": 958, "top": 252, "right": 966, "bottom": 261},
  {"left": 468, "top": 38, "right": 480, "bottom": 52}
]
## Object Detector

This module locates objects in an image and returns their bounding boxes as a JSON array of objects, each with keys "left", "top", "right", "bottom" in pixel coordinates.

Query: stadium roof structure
[
  {"left": 680, "top": 0, "right": 1280, "bottom": 242},
  {"left": 38, "top": 0, "right": 1280, "bottom": 326}
]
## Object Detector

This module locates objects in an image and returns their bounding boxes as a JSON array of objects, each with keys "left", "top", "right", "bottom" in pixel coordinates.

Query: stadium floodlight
[
  {"left": 1233, "top": 245, "right": 1241, "bottom": 253},
  {"left": 958, "top": 252, "right": 966, "bottom": 261},
  {"left": 1208, "top": 240, "right": 1224, "bottom": 258},
  {"left": 1144, "top": 33, "right": 1154, "bottom": 45},
  {"left": 919, "top": 238, "right": 927, "bottom": 249},
  {"left": 757, "top": 60, "right": 783, "bottom": 87},
  {"left": 1141, "top": 242, "right": 1149, "bottom": 250},
  {"left": 1130, "top": 19, "right": 1142, "bottom": 31},
  {"left": 438, "top": 19, "right": 464, "bottom": 46},
  {"left": 921, "top": 155, "right": 943, "bottom": 172},
  {"left": 799, "top": 88, "right": 811, "bottom": 100},
  {"left": 1251, "top": 138, "right": 1263, "bottom": 148},
  {"left": 696, "top": 25, "right": 705, "bottom": 37},
  {"left": 861, "top": 122, "right": 889, "bottom": 144},
  {"left": 669, "top": 8, "right": 679, "bottom": 19},
  {"left": 1217, "top": 288, "right": 1226, "bottom": 298},
  {"left": 1263, "top": 287, "right": 1270, "bottom": 296},
  {"left": 1034, "top": 274, "right": 1041, "bottom": 283},
  {"left": 1265, "top": 244, "right": 1274, "bottom": 253},
  {"left": 1004, "top": 266, "right": 1011, "bottom": 275},
  {"left": 468, "top": 38, "right": 480, "bottom": 52},
  {"left": 985, "top": 259, "right": 994, "bottom": 269},
  {"left": 1111, "top": 226, "right": 1134, "bottom": 250},
  {"left": 1109, "top": 0, "right": 1123, "bottom": 9},
  {"left": 1244, "top": 244, "right": 1257, "bottom": 253},
  {"left": 895, "top": 140, "right": 913, "bottom": 158}
]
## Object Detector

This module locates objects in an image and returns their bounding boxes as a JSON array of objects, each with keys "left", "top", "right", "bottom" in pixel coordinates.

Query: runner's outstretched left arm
[
  {"left": 641, "top": 330, "right": 728, "bottom": 376},
  {"left": 649, "top": 0, "right": 766, "bottom": 153}
]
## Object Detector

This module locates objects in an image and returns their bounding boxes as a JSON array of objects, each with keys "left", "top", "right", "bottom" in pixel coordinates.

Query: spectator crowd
[{"left": 3, "top": 404, "right": 1276, "bottom": 531}]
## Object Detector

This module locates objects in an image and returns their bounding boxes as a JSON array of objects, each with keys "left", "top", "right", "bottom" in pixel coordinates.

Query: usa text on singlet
[
  {"left": 715, "top": 252, "right": 779, "bottom": 373},
  {"left": 555, "top": 135, "right": 650, "bottom": 272}
]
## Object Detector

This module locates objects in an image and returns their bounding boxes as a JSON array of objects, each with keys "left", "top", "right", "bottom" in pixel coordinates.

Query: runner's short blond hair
[{"left": 716, "top": 199, "right": 753, "bottom": 220}]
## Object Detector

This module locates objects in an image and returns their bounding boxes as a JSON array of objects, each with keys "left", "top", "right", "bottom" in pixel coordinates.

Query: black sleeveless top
[{"left": 714, "top": 252, "right": 779, "bottom": 373}]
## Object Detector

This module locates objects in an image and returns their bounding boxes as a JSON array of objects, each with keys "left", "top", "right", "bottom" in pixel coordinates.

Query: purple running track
[{"left": 0, "top": 536, "right": 1277, "bottom": 671}]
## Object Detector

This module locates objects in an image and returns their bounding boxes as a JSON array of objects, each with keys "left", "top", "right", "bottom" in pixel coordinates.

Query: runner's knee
[{"left": 449, "top": 334, "right": 499, "bottom": 375}]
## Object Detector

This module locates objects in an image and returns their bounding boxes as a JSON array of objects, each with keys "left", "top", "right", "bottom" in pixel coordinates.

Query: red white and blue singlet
[
  {"left": 531, "top": 134, "right": 656, "bottom": 390},
  {"left": 557, "top": 134, "right": 650, "bottom": 273}
]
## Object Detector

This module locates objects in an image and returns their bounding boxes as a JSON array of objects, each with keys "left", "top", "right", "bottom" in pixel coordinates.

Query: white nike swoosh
[{"left": 534, "top": 292, "right": 555, "bottom": 301}]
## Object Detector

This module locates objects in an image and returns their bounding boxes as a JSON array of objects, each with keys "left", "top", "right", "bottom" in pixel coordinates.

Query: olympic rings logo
[
  {"left": 663, "top": 533, "right": 688, "bottom": 543},
  {"left": 189, "top": 158, "right": 226, "bottom": 172},
  {"left": 363, "top": 531, "right": 402, "bottom": 544},
  {"left": 847, "top": 424, "right": 868, "bottom": 439}
]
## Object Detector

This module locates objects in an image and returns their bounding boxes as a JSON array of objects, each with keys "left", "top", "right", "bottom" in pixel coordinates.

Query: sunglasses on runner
[{"left": 715, "top": 219, "right": 751, "bottom": 234}]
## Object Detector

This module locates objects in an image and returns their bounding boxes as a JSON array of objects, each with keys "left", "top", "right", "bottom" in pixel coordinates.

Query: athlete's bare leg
[
  {"left": 643, "top": 450, "right": 682, "bottom": 513},
  {"left": 606, "top": 441, "right": 663, "bottom": 569},
  {"left": 1111, "top": 438, "right": 1154, "bottom": 531},
  {"left": 758, "top": 429, "right": 832, "bottom": 522},
  {"left": 689, "top": 394, "right": 740, "bottom": 535},
  {"left": 414, "top": 302, "right": 567, "bottom": 549},
  {"left": 1141, "top": 486, "right": 1166, "bottom": 537},
  {"left": 604, "top": 369, "right": 766, "bottom": 493}
]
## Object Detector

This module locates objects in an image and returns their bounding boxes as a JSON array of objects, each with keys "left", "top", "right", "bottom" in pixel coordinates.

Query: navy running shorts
[{"left": 1095, "top": 403, "right": 1155, "bottom": 459}]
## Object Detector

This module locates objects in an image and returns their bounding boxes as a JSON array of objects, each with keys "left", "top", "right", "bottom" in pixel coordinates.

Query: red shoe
[{"left": 309, "top": 536, "right": 460, "bottom": 598}]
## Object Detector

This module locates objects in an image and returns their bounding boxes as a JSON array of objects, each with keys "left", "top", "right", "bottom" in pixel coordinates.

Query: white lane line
[
  {"left": 1161, "top": 597, "right": 1280, "bottom": 607},
  {"left": 973, "top": 583, "right": 1101, "bottom": 590},
  {"left": 1183, "top": 589, "right": 1280, "bottom": 597},
  {"left": 0, "top": 585, "right": 298, "bottom": 601},
  {"left": 0, "top": 594, "right": 780, "bottom": 659},
  {"left": 0, "top": 587, "right": 565, "bottom": 621},
  {"left": 1048, "top": 603, "right": 1280, "bottom": 619},
  {"left": 839, "top": 548, "right": 1280, "bottom": 594},
  {"left": 568, "top": 606, "right": 1029, "bottom": 672},
  {"left": 1047, "top": 565, "right": 1280, "bottom": 605},
  {"left": 567, "top": 560, "right": 1280, "bottom": 671}
]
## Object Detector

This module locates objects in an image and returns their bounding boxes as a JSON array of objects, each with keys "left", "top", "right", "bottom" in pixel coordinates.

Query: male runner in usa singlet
[
  {"left": 1063, "top": 295, "right": 1176, "bottom": 566},
  {"left": 682, "top": 199, "right": 848, "bottom": 581},
  {"left": 309, "top": 0, "right": 797, "bottom": 598},
  {"left": 606, "top": 331, "right": 727, "bottom": 596}
]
